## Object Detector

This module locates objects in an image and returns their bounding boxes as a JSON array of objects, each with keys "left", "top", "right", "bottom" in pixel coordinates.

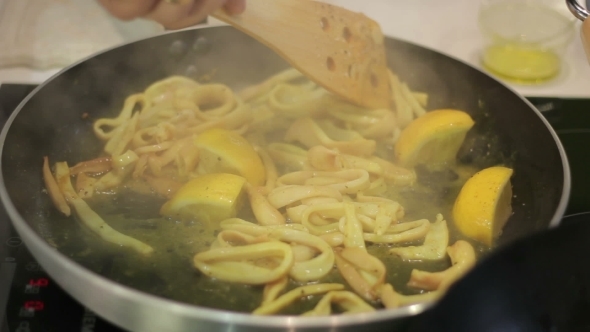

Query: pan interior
[{"left": 0, "top": 27, "right": 566, "bottom": 317}]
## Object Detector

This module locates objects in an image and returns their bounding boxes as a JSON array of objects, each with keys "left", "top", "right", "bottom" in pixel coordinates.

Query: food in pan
[{"left": 42, "top": 68, "right": 513, "bottom": 315}]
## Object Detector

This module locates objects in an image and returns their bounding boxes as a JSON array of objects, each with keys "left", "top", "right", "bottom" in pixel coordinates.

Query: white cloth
[{"left": 0, "top": 0, "right": 164, "bottom": 69}]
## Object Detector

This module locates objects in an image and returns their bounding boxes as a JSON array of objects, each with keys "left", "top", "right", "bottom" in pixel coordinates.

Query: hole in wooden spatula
[
  {"left": 342, "top": 27, "right": 352, "bottom": 43},
  {"left": 342, "top": 27, "right": 352, "bottom": 42}
]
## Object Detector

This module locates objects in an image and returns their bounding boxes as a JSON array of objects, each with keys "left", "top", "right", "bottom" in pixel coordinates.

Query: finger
[
  {"left": 223, "top": 0, "right": 245, "bottom": 15},
  {"left": 98, "top": 0, "right": 160, "bottom": 20},
  {"left": 145, "top": 0, "right": 226, "bottom": 30}
]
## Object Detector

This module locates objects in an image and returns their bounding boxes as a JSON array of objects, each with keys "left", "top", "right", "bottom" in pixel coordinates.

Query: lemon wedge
[
  {"left": 195, "top": 128, "right": 266, "bottom": 186},
  {"left": 394, "top": 109, "right": 474, "bottom": 168},
  {"left": 452, "top": 166, "right": 513, "bottom": 246},
  {"left": 160, "top": 173, "right": 246, "bottom": 223}
]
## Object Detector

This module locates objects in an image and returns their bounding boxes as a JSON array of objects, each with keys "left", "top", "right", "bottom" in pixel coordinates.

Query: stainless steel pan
[{"left": 0, "top": 27, "right": 570, "bottom": 331}]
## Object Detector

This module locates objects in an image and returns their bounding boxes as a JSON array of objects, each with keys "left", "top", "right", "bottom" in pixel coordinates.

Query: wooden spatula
[{"left": 212, "top": 0, "right": 391, "bottom": 109}]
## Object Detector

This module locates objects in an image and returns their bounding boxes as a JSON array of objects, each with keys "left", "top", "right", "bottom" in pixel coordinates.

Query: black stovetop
[{"left": 0, "top": 84, "right": 588, "bottom": 332}]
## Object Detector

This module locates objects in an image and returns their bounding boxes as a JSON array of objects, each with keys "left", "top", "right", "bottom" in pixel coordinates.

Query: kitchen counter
[{"left": 0, "top": 0, "right": 589, "bottom": 97}]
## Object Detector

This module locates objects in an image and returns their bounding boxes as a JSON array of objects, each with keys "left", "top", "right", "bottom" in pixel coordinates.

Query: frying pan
[{"left": 0, "top": 27, "right": 570, "bottom": 332}]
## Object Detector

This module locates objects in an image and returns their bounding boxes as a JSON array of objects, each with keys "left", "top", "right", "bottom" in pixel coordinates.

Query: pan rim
[{"left": 0, "top": 25, "right": 571, "bottom": 330}]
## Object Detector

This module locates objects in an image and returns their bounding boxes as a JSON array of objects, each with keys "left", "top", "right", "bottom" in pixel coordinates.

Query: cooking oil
[
  {"left": 478, "top": 1, "right": 575, "bottom": 84},
  {"left": 482, "top": 44, "right": 561, "bottom": 83}
]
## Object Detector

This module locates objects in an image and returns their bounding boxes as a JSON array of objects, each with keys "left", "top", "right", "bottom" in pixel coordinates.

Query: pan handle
[{"left": 566, "top": 0, "right": 590, "bottom": 63}]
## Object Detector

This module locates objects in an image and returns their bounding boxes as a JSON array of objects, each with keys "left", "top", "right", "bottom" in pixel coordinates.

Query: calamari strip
[
  {"left": 75, "top": 172, "right": 97, "bottom": 199},
  {"left": 69, "top": 157, "right": 112, "bottom": 175},
  {"left": 306, "top": 146, "right": 415, "bottom": 186},
  {"left": 301, "top": 197, "right": 341, "bottom": 206},
  {"left": 327, "top": 106, "right": 397, "bottom": 139},
  {"left": 303, "top": 291, "right": 375, "bottom": 316},
  {"left": 277, "top": 169, "right": 370, "bottom": 195},
  {"left": 307, "top": 146, "right": 381, "bottom": 174},
  {"left": 54, "top": 162, "right": 153, "bottom": 255},
  {"left": 93, "top": 150, "right": 138, "bottom": 192},
  {"left": 300, "top": 201, "right": 404, "bottom": 237},
  {"left": 191, "top": 84, "right": 237, "bottom": 119},
  {"left": 285, "top": 204, "right": 308, "bottom": 223},
  {"left": 363, "top": 219, "right": 430, "bottom": 244},
  {"left": 354, "top": 200, "right": 404, "bottom": 235},
  {"left": 307, "top": 146, "right": 347, "bottom": 172},
  {"left": 219, "top": 218, "right": 309, "bottom": 234},
  {"left": 239, "top": 68, "right": 305, "bottom": 102},
  {"left": 319, "top": 232, "right": 345, "bottom": 247},
  {"left": 267, "top": 83, "right": 328, "bottom": 118},
  {"left": 255, "top": 146, "right": 278, "bottom": 193},
  {"left": 246, "top": 184, "right": 286, "bottom": 226},
  {"left": 380, "top": 284, "right": 440, "bottom": 309},
  {"left": 300, "top": 203, "right": 344, "bottom": 235},
  {"left": 132, "top": 154, "right": 149, "bottom": 179},
  {"left": 262, "top": 277, "right": 288, "bottom": 304},
  {"left": 135, "top": 114, "right": 178, "bottom": 142},
  {"left": 373, "top": 205, "right": 394, "bottom": 236},
  {"left": 246, "top": 104, "right": 284, "bottom": 134},
  {"left": 266, "top": 143, "right": 310, "bottom": 171},
  {"left": 280, "top": 229, "right": 334, "bottom": 282},
  {"left": 359, "top": 177, "right": 387, "bottom": 196},
  {"left": 104, "top": 111, "right": 140, "bottom": 157},
  {"left": 145, "top": 137, "right": 193, "bottom": 177},
  {"left": 219, "top": 219, "right": 334, "bottom": 282},
  {"left": 342, "top": 203, "right": 366, "bottom": 249},
  {"left": 335, "top": 247, "right": 386, "bottom": 301},
  {"left": 176, "top": 140, "right": 200, "bottom": 177},
  {"left": 143, "top": 76, "right": 200, "bottom": 103},
  {"left": 137, "top": 114, "right": 177, "bottom": 137},
  {"left": 93, "top": 94, "right": 141, "bottom": 140},
  {"left": 133, "top": 141, "right": 175, "bottom": 155},
  {"left": 413, "top": 92, "right": 429, "bottom": 107},
  {"left": 389, "top": 72, "right": 414, "bottom": 128},
  {"left": 407, "top": 240, "right": 476, "bottom": 291},
  {"left": 370, "top": 156, "right": 416, "bottom": 186},
  {"left": 213, "top": 229, "right": 264, "bottom": 248},
  {"left": 185, "top": 102, "right": 252, "bottom": 136},
  {"left": 267, "top": 185, "right": 342, "bottom": 209},
  {"left": 193, "top": 241, "right": 293, "bottom": 285},
  {"left": 42, "top": 157, "right": 71, "bottom": 216},
  {"left": 400, "top": 82, "right": 427, "bottom": 117},
  {"left": 284, "top": 117, "right": 376, "bottom": 157},
  {"left": 253, "top": 283, "right": 344, "bottom": 315},
  {"left": 95, "top": 76, "right": 255, "bottom": 179},
  {"left": 389, "top": 214, "right": 449, "bottom": 260},
  {"left": 291, "top": 244, "right": 317, "bottom": 262}
]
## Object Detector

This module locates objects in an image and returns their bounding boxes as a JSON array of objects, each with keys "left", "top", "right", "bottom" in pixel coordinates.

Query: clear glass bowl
[{"left": 478, "top": 0, "right": 576, "bottom": 84}]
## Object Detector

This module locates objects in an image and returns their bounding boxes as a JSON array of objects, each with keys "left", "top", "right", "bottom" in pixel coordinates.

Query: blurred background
[{"left": 0, "top": 0, "right": 589, "bottom": 97}]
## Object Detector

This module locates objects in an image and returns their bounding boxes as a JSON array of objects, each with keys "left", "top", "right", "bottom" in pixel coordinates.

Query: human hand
[{"left": 97, "top": 0, "right": 246, "bottom": 30}]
